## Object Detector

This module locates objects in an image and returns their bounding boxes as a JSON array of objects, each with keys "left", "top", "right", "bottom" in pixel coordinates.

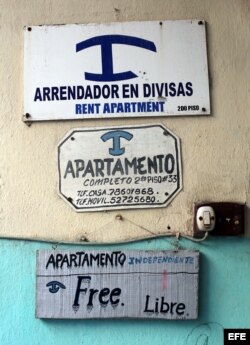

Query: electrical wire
[
  {"left": 0, "top": 210, "right": 209, "bottom": 246},
  {"left": 0, "top": 230, "right": 208, "bottom": 247}
]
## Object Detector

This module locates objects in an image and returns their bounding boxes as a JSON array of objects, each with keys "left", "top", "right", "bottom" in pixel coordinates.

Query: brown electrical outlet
[{"left": 194, "top": 202, "right": 245, "bottom": 238}]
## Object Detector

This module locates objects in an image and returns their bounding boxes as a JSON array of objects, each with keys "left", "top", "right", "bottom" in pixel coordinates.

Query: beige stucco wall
[{"left": 0, "top": 0, "right": 249, "bottom": 243}]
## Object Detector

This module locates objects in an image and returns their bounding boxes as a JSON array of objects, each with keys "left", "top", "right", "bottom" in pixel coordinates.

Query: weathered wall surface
[
  {"left": 0, "top": 1, "right": 250, "bottom": 344},
  {"left": 0, "top": 0, "right": 249, "bottom": 243},
  {"left": 0, "top": 237, "right": 250, "bottom": 344}
]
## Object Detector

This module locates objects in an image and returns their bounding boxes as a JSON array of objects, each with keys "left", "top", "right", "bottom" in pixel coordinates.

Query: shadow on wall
[
  {"left": 245, "top": 205, "right": 250, "bottom": 237},
  {"left": 182, "top": 253, "right": 223, "bottom": 344},
  {"left": 184, "top": 322, "right": 223, "bottom": 344}
]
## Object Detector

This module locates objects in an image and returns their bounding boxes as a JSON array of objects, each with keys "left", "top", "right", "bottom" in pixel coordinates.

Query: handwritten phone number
[
  {"left": 109, "top": 187, "right": 154, "bottom": 196},
  {"left": 77, "top": 187, "right": 154, "bottom": 197},
  {"left": 75, "top": 195, "right": 156, "bottom": 206},
  {"left": 76, "top": 187, "right": 157, "bottom": 204},
  {"left": 109, "top": 195, "right": 156, "bottom": 204}
]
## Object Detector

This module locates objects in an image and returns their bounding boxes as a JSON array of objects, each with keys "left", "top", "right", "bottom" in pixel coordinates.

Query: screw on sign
[{"left": 58, "top": 124, "right": 182, "bottom": 212}]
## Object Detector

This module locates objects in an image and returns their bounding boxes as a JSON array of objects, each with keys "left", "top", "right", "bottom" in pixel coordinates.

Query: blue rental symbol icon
[
  {"left": 76, "top": 35, "right": 156, "bottom": 82},
  {"left": 46, "top": 281, "right": 66, "bottom": 293},
  {"left": 101, "top": 130, "right": 133, "bottom": 156}
]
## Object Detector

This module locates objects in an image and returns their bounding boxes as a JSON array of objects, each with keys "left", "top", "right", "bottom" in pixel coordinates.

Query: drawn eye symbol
[{"left": 46, "top": 281, "right": 66, "bottom": 293}]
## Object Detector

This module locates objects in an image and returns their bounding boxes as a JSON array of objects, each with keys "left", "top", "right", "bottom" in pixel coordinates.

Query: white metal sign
[
  {"left": 58, "top": 124, "right": 182, "bottom": 211},
  {"left": 24, "top": 20, "right": 210, "bottom": 121},
  {"left": 36, "top": 250, "right": 199, "bottom": 319}
]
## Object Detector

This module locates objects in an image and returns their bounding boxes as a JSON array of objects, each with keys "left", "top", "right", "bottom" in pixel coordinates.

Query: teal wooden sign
[{"left": 36, "top": 250, "right": 199, "bottom": 319}]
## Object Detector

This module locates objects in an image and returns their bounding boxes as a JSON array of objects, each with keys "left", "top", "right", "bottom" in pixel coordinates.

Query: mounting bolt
[
  {"left": 115, "top": 214, "right": 123, "bottom": 221},
  {"left": 80, "top": 236, "right": 89, "bottom": 242}
]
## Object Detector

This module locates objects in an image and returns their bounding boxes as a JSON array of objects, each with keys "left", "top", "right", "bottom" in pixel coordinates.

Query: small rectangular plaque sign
[
  {"left": 24, "top": 20, "right": 210, "bottom": 121},
  {"left": 36, "top": 250, "right": 199, "bottom": 319}
]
